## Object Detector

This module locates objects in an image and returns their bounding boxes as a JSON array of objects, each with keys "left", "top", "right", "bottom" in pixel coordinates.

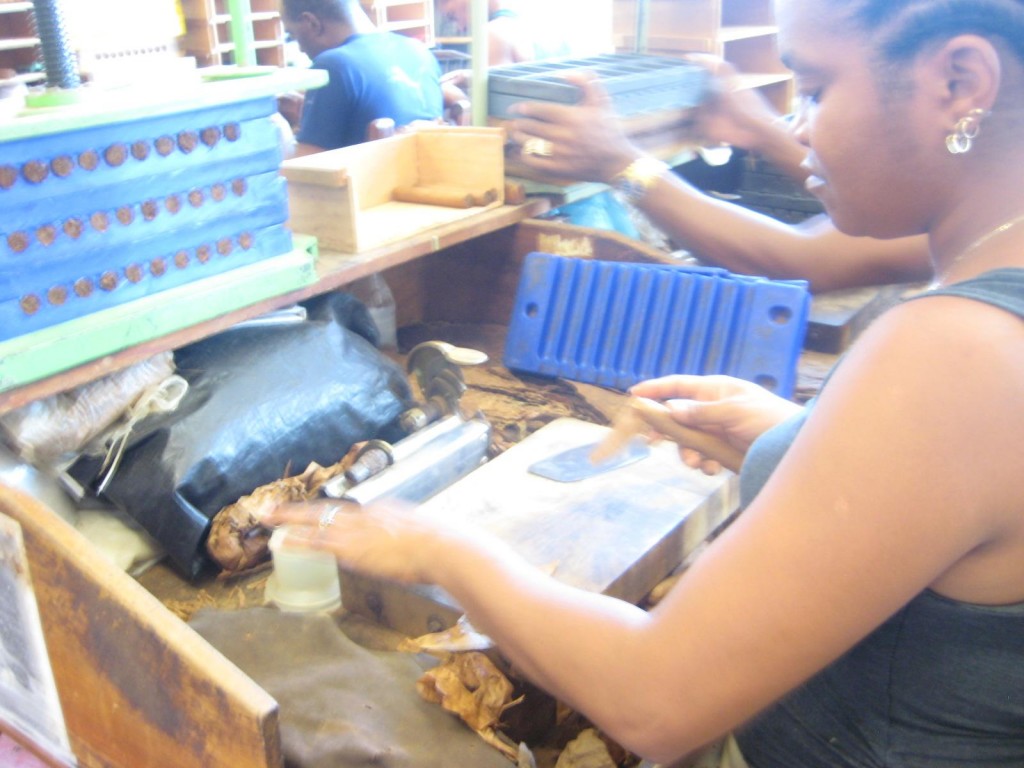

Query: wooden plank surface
[
  {"left": 0, "top": 486, "right": 282, "bottom": 768},
  {"left": 805, "top": 282, "right": 923, "bottom": 354}
]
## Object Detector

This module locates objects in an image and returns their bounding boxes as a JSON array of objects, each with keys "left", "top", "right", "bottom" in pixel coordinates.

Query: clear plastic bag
[{"left": 1, "top": 352, "right": 176, "bottom": 467}]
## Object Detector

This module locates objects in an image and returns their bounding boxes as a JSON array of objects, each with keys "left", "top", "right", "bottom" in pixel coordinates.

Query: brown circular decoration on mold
[
  {"left": 150, "top": 258, "right": 167, "bottom": 277},
  {"left": 177, "top": 130, "right": 198, "bottom": 153},
  {"left": 165, "top": 194, "right": 182, "bottom": 214},
  {"left": 73, "top": 277, "right": 93, "bottom": 297},
  {"left": 78, "top": 150, "right": 100, "bottom": 171},
  {"left": 7, "top": 231, "right": 29, "bottom": 253},
  {"left": 201, "top": 126, "right": 221, "bottom": 146},
  {"left": 22, "top": 160, "right": 49, "bottom": 184},
  {"left": 90, "top": 211, "right": 110, "bottom": 232},
  {"left": 238, "top": 231, "right": 254, "bottom": 250},
  {"left": 141, "top": 200, "right": 159, "bottom": 221},
  {"left": 231, "top": 178, "right": 247, "bottom": 196},
  {"left": 47, "top": 285, "right": 67, "bottom": 306},
  {"left": 36, "top": 224, "right": 57, "bottom": 246},
  {"left": 155, "top": 136, "right": 175, "bottom": 156},
  {"left": 125, "top": 264, "right": 144, "bottom": 283},
  {"left": 20, "top": 294, "right": 41, "bottom": 315},
  {"left": 211, "top": 183, "right": 226, "bottom": 202},
  {"left": 0, "top": 165, "right": 18, "bottom": 189},
  {"left": 104, "top": 144, "right": 128, "bottom": 167},
  {"left": 196, "top": 244, "right": 212, "bottom": 263},
  {"left": 51, "top": 155, "right": 74, "bottom": 177},
  {"left": 217, "top": 238, "right": 233, "bottom": 256},
  {"left": 174, "top": 250, "right": 189, "bottom": 269},
  {"left": 188, "top": 189, "right": 204, "bottom": 207},
  {"left": 223, "top": 122, "right": 241, "bottom": 141},
  {"left": 99, "top": 271, "right": 118, "bottom": 291},
  {"left": 63, "top": 218, "right": 83, "bottom": 238},
  {"left": 116, "top": 206, "right": 134, "bottom": 225},
  {"left": 131, "top": 141, "right": 151, "bottom": 161}
]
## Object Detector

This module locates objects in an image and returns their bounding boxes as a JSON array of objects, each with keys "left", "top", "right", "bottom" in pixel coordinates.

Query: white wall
[
  {"left": 524, "top": 0, "right": 613, "bottom": 58},
  {"left": 64, "top": 0, "right": 183, "bottom": 57},
  {"left": 63, "top": 0, "right": 188, "bottom": 86}
]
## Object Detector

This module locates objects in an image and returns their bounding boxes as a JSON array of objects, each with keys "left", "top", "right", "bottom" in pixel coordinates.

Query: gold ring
[
  {"left": 522, "top": 137, "right": 554, "bottom": 157},
  {"left": 318, "top": 505, "right": 340, "bottom": 530}
]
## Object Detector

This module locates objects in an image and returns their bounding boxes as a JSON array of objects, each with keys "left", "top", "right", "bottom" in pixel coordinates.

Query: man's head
[{"left": 281, "top": 0, "right": 364, "bottom": 58}]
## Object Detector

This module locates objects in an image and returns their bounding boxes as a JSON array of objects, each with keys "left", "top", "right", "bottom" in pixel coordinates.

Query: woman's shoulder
[{"left": 819, "top": 275, "right": 1024, "bottom": 431}]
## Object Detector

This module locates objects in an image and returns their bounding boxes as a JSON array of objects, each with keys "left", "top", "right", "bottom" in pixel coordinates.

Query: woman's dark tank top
[{"left": 735, "top": 269, "right": 1024, "bottom": 767}]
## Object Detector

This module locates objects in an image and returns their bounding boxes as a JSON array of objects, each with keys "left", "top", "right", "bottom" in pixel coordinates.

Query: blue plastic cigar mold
[
  {"left": 503, "top": 253, "right": 812, "bottom": 398},
  {"left": 487, "top": 53, "right": 709, "bottom": 119},
  {"left": 0, "top": 77, "right": 305, "bottom": 342}
]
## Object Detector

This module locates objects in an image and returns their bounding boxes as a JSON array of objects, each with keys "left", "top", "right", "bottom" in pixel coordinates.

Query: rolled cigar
[
  {"left": 392, "top": 185, "right": 474, "bottom": 208},
  {"left": 419, "top": 184, "right": 497, "bottom": 205},
  {"left": 473, "top": 187, "right": 499, "bottom": 205},
  {"left": 504, "top": 180, "right": 527, "bottom": 204}
]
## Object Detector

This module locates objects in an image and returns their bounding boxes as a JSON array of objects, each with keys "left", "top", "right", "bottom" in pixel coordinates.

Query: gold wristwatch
[{"left": 611, "top": 157, "right": 670, "bottom": 203}]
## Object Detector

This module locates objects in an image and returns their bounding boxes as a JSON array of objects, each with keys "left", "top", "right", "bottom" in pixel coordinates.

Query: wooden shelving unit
[
  {"left": 612, "top": 0, "right": 795, "bottom": 114},
  {"left": 180, "top": 0, "right": 432, "bottom": 69},
  {"left": 0, "top": 2, "right": 40, "bottom": 78},
  {"left": 363, "top": 0, "right": 435, "bottom": 46},
  {"left": 180, "top": 0, "right": 285, "bottom": 68}
]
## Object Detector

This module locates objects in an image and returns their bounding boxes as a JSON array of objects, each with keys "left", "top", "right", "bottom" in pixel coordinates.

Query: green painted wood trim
[
  {"left": 227, "top": 0, "right": 256, "bottom": 68},
  {"left": 0, "top": 247, "right": 318, "bottom": 393}
]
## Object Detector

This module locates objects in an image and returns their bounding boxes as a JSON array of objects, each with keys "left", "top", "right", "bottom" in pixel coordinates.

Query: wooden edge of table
[{"left": 0, "top": 484, "right": 282, "bottom": 768}]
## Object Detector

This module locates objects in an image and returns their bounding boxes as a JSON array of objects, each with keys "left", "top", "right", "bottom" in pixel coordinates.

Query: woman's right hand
[
  {"left": 509, "top": 71, "right": 641, "bottom": 184},
  {"left": 262, "top": 499, "right": 463, "bottom": 585},
  {"left": 629, "top": 374, "right": 802, "bottom": 473}
]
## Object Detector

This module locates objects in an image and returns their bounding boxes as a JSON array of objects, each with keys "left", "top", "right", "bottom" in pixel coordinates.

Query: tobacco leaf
[
  {"left": 459, "top": 365, "right": 610, "bottom": 456},
  {"left": 554, "top": 728, "right": 618, "bottom": 768},
  {"left": 206, "top": 444, "right": 361, "bottom": 575},
  {"left": 415, "top": 651, "right": 523, "bottom": 759},
  {"left": 398, "top": 614, "right": 495, "bottom": 654}
]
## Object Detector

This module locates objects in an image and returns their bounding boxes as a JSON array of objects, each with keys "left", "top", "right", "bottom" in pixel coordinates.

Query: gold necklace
[{"left": 932, "top": 211, "right": 1024, "bottom": 288}]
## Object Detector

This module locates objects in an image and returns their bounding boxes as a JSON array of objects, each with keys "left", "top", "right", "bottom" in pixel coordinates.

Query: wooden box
[{"left": 280, "top": 126, "right": 505, "bottom": 254}]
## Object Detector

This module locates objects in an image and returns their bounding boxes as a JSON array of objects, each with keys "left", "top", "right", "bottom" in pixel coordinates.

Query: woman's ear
[{"left": 931, "top": 34, "right": 1002, "bottom": 120}]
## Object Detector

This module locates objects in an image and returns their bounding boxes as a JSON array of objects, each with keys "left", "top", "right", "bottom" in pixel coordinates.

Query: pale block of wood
[
  {"left": 341, "top": 417, "right": 739, "bottom": 637},
  {"left": 280, "top": 126, "right": 506, "bottom": 253}
]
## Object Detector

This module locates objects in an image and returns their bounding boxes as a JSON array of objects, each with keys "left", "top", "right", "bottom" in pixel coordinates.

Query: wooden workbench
[
  {"left": 2, "top": 212, "right": 855, "bottom": 768},
  {"left": 1, "top": 204, "right": 556, "bottom": 768}
]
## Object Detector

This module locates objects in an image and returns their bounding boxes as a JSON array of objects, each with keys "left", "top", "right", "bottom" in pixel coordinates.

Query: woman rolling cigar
[{"left": 265, "top": 2, "right": 1024, "bottom": 765}]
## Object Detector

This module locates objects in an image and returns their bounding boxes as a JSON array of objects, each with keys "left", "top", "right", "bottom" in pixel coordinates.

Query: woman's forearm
[{"left": 634, "top": 171, "right": 931, "bottom": 292}]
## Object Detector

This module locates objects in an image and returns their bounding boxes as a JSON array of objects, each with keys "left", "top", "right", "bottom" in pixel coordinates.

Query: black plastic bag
[{"left": 70, "top": 293, "right": 412, "bottom": 578}]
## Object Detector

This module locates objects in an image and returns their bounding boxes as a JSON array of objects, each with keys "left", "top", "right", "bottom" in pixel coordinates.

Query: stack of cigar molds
[{"left": 0, "top": 75, "right": 307, "bottom": 344}]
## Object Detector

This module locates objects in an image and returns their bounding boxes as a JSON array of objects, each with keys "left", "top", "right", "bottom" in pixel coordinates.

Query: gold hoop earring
[{"left": 946, "top": 108, "right": 989, "bottom": 155}]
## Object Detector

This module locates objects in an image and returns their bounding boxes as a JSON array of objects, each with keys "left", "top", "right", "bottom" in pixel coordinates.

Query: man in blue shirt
[{"left": 281, "top": 0, "right": 443, "bottom": 155}]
